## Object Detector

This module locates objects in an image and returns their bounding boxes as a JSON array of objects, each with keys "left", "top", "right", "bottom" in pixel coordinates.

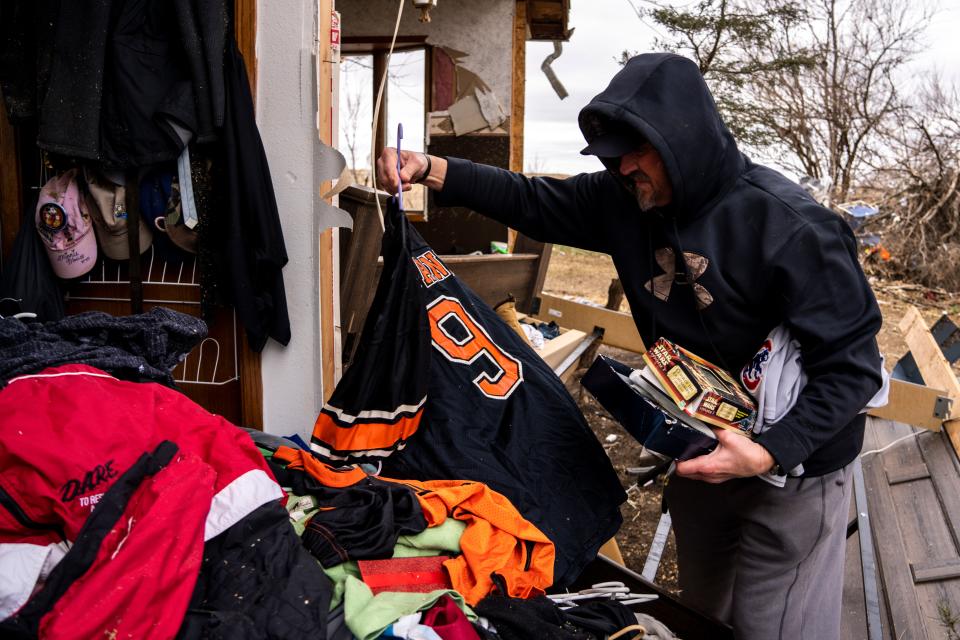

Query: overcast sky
[{"left": 523, "top": 0, "right": 960, "bottom": 176}]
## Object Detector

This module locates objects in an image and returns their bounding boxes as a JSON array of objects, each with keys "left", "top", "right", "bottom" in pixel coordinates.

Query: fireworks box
[{"left": 640, "top": 338, "right": 756, "bottom": 435}]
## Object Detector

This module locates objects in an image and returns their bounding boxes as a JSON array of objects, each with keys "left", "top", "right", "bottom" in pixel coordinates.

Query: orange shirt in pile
[{"left": 273, "top": 447, "right": 555, "bottom": 604}]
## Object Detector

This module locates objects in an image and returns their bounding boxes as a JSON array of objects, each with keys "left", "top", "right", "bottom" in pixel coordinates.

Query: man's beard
[{"left": 621, "top": 171, "right": 658, "bottom": 211}]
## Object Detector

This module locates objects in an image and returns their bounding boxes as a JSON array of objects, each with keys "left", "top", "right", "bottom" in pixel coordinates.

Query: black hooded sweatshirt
[{"left": 435, "top": 53, "right": 883, "bottom": 477}]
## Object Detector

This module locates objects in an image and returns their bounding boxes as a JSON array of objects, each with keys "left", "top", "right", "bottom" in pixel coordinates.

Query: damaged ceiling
[{"left": 526, "top": 0, "right": 570, "bottom": 41}]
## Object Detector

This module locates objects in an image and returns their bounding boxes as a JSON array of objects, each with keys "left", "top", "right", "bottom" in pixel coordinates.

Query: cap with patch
[
  {"left": 141, "top": 169, "right": 198, "bottom": 265},
  {"left": 85, "top": 168, "right": 153, "bottom": 261},
  {"left": 35, "top": 170, "right": 98, "bottom": 279}
]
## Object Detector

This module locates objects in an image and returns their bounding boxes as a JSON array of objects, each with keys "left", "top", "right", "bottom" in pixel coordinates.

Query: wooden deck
[{"left": 843, "top": 416, "right": 960, "bottom": 639}]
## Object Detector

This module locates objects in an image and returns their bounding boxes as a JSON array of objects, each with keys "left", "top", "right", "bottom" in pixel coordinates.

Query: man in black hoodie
[{"left": 377, "top": 53, "right": 882, "bottom": 639}]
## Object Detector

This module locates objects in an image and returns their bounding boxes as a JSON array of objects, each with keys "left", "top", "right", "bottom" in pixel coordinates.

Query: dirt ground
[{"left": 543, "top": 245, "right": 960, "bottom": 595}]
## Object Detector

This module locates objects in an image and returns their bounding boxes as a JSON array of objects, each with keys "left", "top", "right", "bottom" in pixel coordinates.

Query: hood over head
[{"left": 579, "top": 53, "right": 744, "bottom": 216}]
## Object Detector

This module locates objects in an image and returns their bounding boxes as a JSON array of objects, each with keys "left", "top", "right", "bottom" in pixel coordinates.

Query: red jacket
[{"left": 0, "top": 364, "right": 283, "bottom": 632}]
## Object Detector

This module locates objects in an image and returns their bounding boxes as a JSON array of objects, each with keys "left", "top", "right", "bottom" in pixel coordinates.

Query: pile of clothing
[
  {"left": 0, "top": 311, "right": 328, "bottom": 638},
  {"left": 0, "top": 310, "right": 673, "bottom": 639}
]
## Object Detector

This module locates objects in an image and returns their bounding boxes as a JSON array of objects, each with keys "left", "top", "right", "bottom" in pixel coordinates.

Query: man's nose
[{"left": 619, "top": 154, "right": 636, "bottom": 176}]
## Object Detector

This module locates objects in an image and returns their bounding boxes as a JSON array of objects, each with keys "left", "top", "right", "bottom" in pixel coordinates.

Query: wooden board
[
  {"left": 0, "top": 89, "right": 21, "bottom": 262},
  {"left": 860, "top": 418, "right": 927, "bottom": 639},
  {"left": 910, "top": 559, "right": 960, "bottom": 583},
  {"left": 534, "top": 293, "right": 646, "bottom": 353},
  {"left": 318, "top": 0, "right": 336, "bottom": 398},
  {"left": 537, "top": 327, "right": 588, "bottom": 371},
  {"left": 867, "top": 378, "right": 947, "bottom": 431},
  {"left": 860, "top": 417, "right": 960, "bottom": 639},
  {"left": 899, "top": 306, "right": 960, "bottom": 453},
  {"left": 510, "top": 0, "right": 526, "bottom": 174}
]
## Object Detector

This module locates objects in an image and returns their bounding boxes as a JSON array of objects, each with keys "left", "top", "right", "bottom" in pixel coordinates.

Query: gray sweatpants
[{"left": 664, "top": 463, "right": 852, "bottom": 640}]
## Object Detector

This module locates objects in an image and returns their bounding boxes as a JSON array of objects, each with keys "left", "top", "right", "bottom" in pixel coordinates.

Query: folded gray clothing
[
  {"left": 242, "top": 427, "right": 305, "bottom": 452},
  {"left": 0, "top": 307, "right": 206, "bottom": 387}
]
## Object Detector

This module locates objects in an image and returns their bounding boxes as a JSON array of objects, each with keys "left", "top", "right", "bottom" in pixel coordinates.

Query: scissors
[{"left": 395, "top": 123, "right": 404, "bottom": 211}]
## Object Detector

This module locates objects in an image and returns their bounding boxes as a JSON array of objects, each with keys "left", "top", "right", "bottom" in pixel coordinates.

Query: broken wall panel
[
  {"left": 338, "top": 0, "right": 514, "bottom": 113},
  {"left": 421, "top": 134, "right": 510, "bottom": 253}
]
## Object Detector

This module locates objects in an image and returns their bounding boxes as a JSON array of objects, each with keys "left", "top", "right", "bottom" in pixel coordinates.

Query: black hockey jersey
[{"left": 312, "top": 199, "right": 625, "bottom": 587}]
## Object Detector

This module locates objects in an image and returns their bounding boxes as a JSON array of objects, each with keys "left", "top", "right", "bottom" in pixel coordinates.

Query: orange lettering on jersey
[
  {"left": 413, "top": 251, "right": 451, "bottom": 287},
  {"left": 427, "top": 296, "right": 522, "bottom": 399}
]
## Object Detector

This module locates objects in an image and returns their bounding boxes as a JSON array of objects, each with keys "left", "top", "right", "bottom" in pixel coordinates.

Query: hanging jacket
[
  {"left": 2, "top": 0, "right": 227, "bottom": 166},
  {"left": 311, "top": 199, "right": 625, "bottom": 587},
  {"left": 434, "top": 53, "right": 884, "bottom": 477},
  {"left": 216, "top": 38, "right": 291, "bottom": 350}
]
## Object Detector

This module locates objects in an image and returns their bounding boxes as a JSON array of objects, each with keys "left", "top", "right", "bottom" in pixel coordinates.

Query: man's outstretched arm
[{"left": 376, "top": 148, "right": 622, "bottom": 253}]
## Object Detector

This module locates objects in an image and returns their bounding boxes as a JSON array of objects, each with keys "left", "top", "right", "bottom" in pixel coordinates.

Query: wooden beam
[
  {"left": 234, "top": 0, "right": 257, "bottom": 94},
  {"left": 884, "top": 463, "right": 930, "bottom": 485},
  {"left": 538, "top": 328, "right": 588, "bottom": 370},
  {"left": 867, "top": 378, "right": 947, "bottom": 431},
  {"left": 534, "top": 293, "right": 646, "bottom": 354},
  {"left": 512, "top": 234, "right": 551, "bottom": 314},
  {"left": 507, "top": 0, "right": 527, "bottom": 254},
  {"left": 318, "top": 0, "right": 337, "bottom": 399},
  {"left": 235, "top": 0, "right": 263, "bottom": 429},
  {"left": 859, "top": 418, "right": 927, "bottom": 640},
  {"left": 899, "top": 305, "right": 960, "bottom": 454},
  {"left": 510, "top": 0, "right": 526, "bottom": 174},
  {"left": 0, "top": 91, "right": 21, "bottom": 263},
  {"left": 910, "top": 558, "right": 960, "bottom": 583},
  {"left": 373, "top": 51, "right": 388, "bottom": 161}
]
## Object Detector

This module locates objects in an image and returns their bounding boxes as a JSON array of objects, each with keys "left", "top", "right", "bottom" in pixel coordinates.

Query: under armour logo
[{"left": 645, "top": 247, "right": 714, "bottom": 310}]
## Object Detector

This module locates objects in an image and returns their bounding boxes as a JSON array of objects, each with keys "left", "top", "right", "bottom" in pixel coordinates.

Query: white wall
[
  {"left": 338, "top": 0, "right": 515, "bottom": 111},
  {"left": 256, "top": 0, "right": 335, "bottom": 438}
]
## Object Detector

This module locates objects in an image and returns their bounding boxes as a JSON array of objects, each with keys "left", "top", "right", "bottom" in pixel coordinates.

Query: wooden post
[
  {"left": 318, "top": 0, "right": 337, "bottom": 401},
  {"left": 510, "top": 0, "right": 527, "bottom": 174},
  {"left": 507, "top": 0, "right": 527, "bottom": 252},
  {"left": 0, "top": 90, "right": 22, "bottom": 262},
  {"left": 235, "top": 0, "right": 264, "bottom": 429},
  {"left": 234, "top": 0, "right": 258, "bottom": 95},
  {"left": 373, "top": 51, "right": 388, "bottom": 160}
]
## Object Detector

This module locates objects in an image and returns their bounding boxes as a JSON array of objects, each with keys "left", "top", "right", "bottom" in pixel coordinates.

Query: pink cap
[{"left": 35, "top": 169, "right": 98, "bottom": 279}]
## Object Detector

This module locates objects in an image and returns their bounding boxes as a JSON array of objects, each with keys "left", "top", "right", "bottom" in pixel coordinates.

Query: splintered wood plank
[
  {"left": 868, "top": 378, "right": 946, "bottom": 432},
  {"left": 910, "top": 559, "right": 960, "bottom": 583},
  {"left": 900, "top": 306, "right": 960, "bottom": 453},
  {"left": 538, "top": 328, "right": 588, "bottom": 371},
  {"left": 918, "top": 430, "right": 960, "bottom": 553},
  {"left": 861, "top": 418, "right": 928, "bottom": 640},
  {"left": 885, "top": 463, "right": 931, "bottom": 485}
]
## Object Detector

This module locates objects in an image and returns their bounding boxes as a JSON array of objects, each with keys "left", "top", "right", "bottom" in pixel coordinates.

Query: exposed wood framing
[
  {"left": 0, "top": 97, "right": 21, "bottom": 263},
  {"left": 318, "top": 0, "right": 337, "bottom": 401},
  {"left": 235, "top": 0, "right": 263, "bottom": 428},
  {"left": 234, "top": 0, "right": 258, "bottom": 94},
  {"left": 373, "top": 51, "right": 388, "bottom": 162},
  {"left": 511, "top": 0, "right": 527, "bottom": 174},
  {"left": 899, "top": 305, "right": 960, "bottom": 454},
  {"left": 867, "top": 378, "right": 948, "bottom": 431},
  {"left": 534, "top": 293, "right": 646, "bottom": 353},
  {"left": 507, "top": 0, "right": 528, "bottom": 253}
]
